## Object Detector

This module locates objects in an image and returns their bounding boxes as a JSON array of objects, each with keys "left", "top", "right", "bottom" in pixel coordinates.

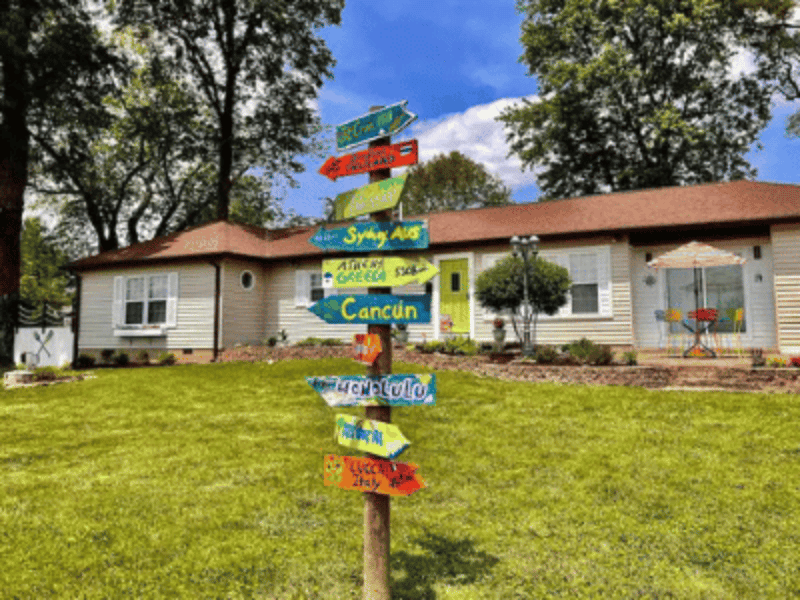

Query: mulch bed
[{"left": 221, "top": 345, "right": 800, "bottom": 394}]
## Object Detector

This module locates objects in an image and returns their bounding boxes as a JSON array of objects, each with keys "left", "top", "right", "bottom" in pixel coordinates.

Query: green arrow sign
[
  {"left": 322, "top": 256, "right": 438, "bottom": 288},
  {"left": 333, "top": 174, "right": 407, "bottom": 221},
  {"left": 336, "top": 101, "right": 417, "bottom": 151},
  {"left": 335, "top": 414, "right": 411, "bottom": 459}
]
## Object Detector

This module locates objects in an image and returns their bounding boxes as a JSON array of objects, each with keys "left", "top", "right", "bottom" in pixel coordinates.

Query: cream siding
[
  {"left": 472, "top": 238, "right": 634, "bottom": 346},
  {"left": 79, "top": 263, "right": 215, "bottom": 352},
  {"left": 631, "top": 238, "right": 775, "bottom": 351},
  {"left": 220, "top": 258, "right": 269, "bottom": 348},
  {"left": 771, "top": 224, "right": 800, "bottom": 353}
]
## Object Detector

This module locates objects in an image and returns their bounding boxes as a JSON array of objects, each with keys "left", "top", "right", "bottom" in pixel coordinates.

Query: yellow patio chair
[
  {"left": 731, "top": 308, "right": 744, "bottom": 356},
  {"left": 664, "top": 308, "right": 684, "bottom": 356}
]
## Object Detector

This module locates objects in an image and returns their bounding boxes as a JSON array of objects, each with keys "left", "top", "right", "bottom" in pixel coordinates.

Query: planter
[
  {"left": 492, "top": 329, "right": 506, "bottom": 343},
  {"left": 395, "top": 330, "right": 409, "bottom": 345}
]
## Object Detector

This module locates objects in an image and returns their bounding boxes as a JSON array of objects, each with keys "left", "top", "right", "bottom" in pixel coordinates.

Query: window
[
  {"left": 310, "top": 272, "right": 325, "bottom": 302},
  {"left": 450, "top": 272, "right": 461, "bottom": 293},
  {"left": 296, "top": 270, "right": 335, "bottom": 307},
  {"left": 114, "top": 273, "right": 178, "bottom": 334},
  {"left": 569, "top": 253, "right": 599, "bottom": 314},
  {"left": 666, "top": 266, "right": 745, "bottom": 334}
]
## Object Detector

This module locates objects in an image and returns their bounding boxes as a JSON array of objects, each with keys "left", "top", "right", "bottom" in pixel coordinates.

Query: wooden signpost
[
  {"left": 320, "top": 140, "right": 418, "bottom": 181},
  {"left": 336, "top": 100, "right": 417, "bottom": 151},
  {"left": 309, "top": 221, "right": 429, "bottom": 253},
  {"left": 333, "top": 174, "right": 408, "bottom": 221},
  {"left": 306, "top": 374, "right": 436, "bottom": 407},
  {"left": 324, "top": 454, "right": 425, "bottom": 496},
  {"left": 322, "top": 256, "right": 438, "bottom": 289},
  {"left": 308, "top": 294, "right": 431, "bottom": 325},
  {"left": 354, "top": 333, "right": 382, "bottom": 364},
  {"left": 334, "top": 414, "right": 411, "bottom": 459}
]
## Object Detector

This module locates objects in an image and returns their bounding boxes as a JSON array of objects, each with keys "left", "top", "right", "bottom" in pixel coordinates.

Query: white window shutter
[
  {"left": 166, "top": 272, "right": 179, "bottom": 327},
  {"left": 295, "top": 271, "right": 310, "bottom": 306},
  {"left": 113, "top": 276, "right": 124, "bottom": 326},
  {"left": 597, "top": 248, "right": 613, "bottom": 316},
  {"left": 546, "top": 254, "right": 571, "bottom": 316}
]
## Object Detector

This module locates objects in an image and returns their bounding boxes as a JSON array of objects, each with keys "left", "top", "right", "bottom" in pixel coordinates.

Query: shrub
[
  {"left": 158, "top": 352, "right": 176, "bottom": 366},
  {"left": 622, "top": 350, "right": 638, "bottom": 366},
  {"left": 587, "top": 345, "right": 615, "bottom": 366},
  {"left": 296, "top": 337, "right": 323, "bottom": 347},
  {"left": 136, "top": 350, "right": 150, "bottom": 364},
  {"left": 443, "top": 336, "right": 478, "bottom": 356},
  {"left": 266, "top": 336, "right": 278, "bottom": 347},
  {"left": 319, "top": 338, "right": 344, "bottom": 347},
  {"left": 32, "top": 366, "right": 61, "bottom": 381},
  {"left": 113, "top": 352, "right": 130, "bottom": 366},
  {"left": 75, "top": 353, "right": 96, "bottom": 369},
  {"left": 534, "top": 345, "right": 559, "bottom": 364},
  {"left": 564, "top": 338, "right": 600, "bottom": 362},
  {"left": 417, "top": 341, "right": 445, "bottom": 354},
  {"left": 100, "top": 349, "right": 115, "bottom": 363}
]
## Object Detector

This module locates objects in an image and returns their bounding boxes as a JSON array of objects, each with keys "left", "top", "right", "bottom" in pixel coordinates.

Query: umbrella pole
[{"left": 684, "top": 267, "right": 715, "bottom": 358}]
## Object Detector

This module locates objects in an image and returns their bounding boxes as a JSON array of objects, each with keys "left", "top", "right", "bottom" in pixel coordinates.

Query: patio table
[{"left": 684, "top": 308, "right": 718, "bottom": 358}]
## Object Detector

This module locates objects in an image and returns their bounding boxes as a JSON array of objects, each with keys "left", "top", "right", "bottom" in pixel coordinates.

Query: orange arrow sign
[
  {"left": 354, "top": 333, "right": 382, "bottom": 364},
  {"left": 319, "top": 140, "right": 418, "bottom": 181},
  {"left": 323, "top": 454, "right": 425, "bottom": 496}
]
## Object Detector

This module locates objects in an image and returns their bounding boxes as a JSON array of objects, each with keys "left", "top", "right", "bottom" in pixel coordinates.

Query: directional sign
[
  {"left": 336, "top": 101, "right": 417, "bottom": 151},
  {"left": 306, "top": 374, "right": 436, "bottom": 407},
  {"left": 324, "top": 454, "right": 425, "bottom": 496},
  {"left": 308, "top": 294, "right": 430, "bottom": 325},
  {"left": 335, "top": 414, "right": 411, "bottom": 459},
  {"left": 322, "top": 256, "right": 438, "bottom": 289},
  {"left": 354, "top": 333, "right": 382, "bottom": 364},
  {"left": 309, "top": 221, "right": 429, "bottom": 253},
  {"left": 333, "top": 175, "right": 407, "bottom": 221},
  {"left": 320, "top": 140, "right": 418, "bottom": 181}
]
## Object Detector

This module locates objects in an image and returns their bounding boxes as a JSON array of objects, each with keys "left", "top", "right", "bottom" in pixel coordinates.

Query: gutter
[
  {"left": 71, "top": 274, "right": 81, "bottom": 368},
  {"left": 210, "top": 261, "right": 221, "bottom": 362}
]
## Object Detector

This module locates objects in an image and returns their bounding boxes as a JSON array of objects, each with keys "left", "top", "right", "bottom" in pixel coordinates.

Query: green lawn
[{"left": 1, "top": 359, "right": 798, "bottom": 599}]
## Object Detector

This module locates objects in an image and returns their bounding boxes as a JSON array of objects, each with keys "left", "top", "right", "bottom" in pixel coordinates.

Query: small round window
[{"left": 240, "top": 270, "right": 255, "bottom": 290}]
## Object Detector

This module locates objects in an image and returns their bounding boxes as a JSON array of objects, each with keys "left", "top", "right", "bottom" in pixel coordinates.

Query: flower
[
  {"left": 493, "top": 318, "right": 505, "bottom": 329},
  {"left": 790, "top": 357, "right": 800, "bottom": 368}
]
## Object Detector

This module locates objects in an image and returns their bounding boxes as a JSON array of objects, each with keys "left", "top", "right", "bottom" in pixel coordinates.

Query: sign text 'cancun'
[{"left": 308, "top": 294, "right": 430, "bottom": 325}]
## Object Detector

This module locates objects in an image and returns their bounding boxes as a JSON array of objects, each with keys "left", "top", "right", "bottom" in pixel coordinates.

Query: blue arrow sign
[
  {"left": 309, "top": 221, "right": 429, "bottom": 252},
  {"left": 308, "top": 294, "right": 431, "bottom": 325},
  {"left": 306, "top": 374, "right": 436, "bottom": 407},
  {"left": 336, "top": 101, "right": 417, "bottom": 151}
]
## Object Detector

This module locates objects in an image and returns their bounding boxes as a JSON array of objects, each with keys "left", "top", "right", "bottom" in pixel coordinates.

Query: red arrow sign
[
  {"left": 323, "top": 454, "right": 425, "bottom": 496},
  {"left": 319, "top": 140, "right": 418, "bottom": 181},
  {"left": 354, "top": 333, "right": 382, "bottom": 364}
]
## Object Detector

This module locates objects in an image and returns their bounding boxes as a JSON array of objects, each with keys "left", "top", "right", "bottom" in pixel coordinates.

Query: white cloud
[{"left": 403, "top": 97, "right": 540, "bottom": 190}]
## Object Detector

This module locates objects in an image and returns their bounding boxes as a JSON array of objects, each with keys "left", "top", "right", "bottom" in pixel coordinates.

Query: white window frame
[
  {"left": 479, "top": 245, "right": 612, "bottom": 321},
  {"left": 295, "top": 269, "right": 335, "bottom": 307},
  {"left": 113, "top": 272, "right": 178, "bottom": 336},
  {"left": 240, "top": 270, "right": 255, "bottom": 291}
]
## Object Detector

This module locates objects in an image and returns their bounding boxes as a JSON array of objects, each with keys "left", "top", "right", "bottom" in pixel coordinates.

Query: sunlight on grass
[{"left": 1, "top": 360, "right": 798, "bottom": 598}]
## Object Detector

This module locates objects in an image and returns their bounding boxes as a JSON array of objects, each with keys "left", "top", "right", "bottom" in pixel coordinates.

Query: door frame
[{"left": 433, "top": 252, "right": 474, "bottom": 341}]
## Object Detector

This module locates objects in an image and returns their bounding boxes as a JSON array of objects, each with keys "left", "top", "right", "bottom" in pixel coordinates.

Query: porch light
[{"left": 510, "top": 235, "right": 539, "bottom": 356}]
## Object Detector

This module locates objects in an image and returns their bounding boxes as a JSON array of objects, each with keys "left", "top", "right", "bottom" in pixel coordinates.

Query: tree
[
  {"left": 112, "top": 0, "right": 343, "bottom": 222},
  {"left": 475, "top": 256, "right": 571, "bottom": 348},
  {"left": 0, "top": 0, "right": 117, "bottom": 364},
  {"left": 20, "top": 217, "right": 73, "bottom": 324},
  {"left": 399, "top": 151, "right": 513, "bottom": 214},
  {"left": 498, "top": 0, "right": 781, "bottom": 200}
]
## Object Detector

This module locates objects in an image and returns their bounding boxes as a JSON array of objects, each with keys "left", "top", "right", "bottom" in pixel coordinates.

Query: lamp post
[{"left": 510, "top": 234, "right": 539, "bottom": 357}]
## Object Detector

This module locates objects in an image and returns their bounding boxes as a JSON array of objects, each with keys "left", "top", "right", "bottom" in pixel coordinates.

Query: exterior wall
[
  {"left": 772, "top": 223, "right": 800, "bottom": 354},
  {"left": 473, "top": 238, "right": 634, "bottom": 347},
  {"left": 78, "top": 263, "right": 215, "bottom": 354},
  {"left": 220, "top": 258, "right": 269, "bottom": 348},
  {"left": 631, "top": 237, "right": 776, "bottom": 351}
]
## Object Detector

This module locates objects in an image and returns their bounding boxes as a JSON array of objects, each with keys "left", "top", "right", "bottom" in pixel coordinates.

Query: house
[{"left": 66, "top": 180, "right": 800, "bottom": 362}]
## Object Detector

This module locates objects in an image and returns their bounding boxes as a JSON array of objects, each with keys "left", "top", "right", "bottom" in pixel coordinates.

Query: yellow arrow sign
[{"left": 322, "top": 256, "right": 438, "bottom": 289}]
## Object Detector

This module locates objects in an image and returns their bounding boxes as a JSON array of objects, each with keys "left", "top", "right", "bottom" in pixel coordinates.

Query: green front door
[{"left": 439, "top": 259, "right": 469, "bottom": 334}]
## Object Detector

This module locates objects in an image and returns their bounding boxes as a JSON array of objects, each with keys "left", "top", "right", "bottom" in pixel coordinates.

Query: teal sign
[
  {"left": 336, "top": 101, "right": 417, "bottom": 151},
  {"left": 307, "top": 374, "right": 437, "bottom": 407},
  {"left": 309, "top": 221, "right": 429, "bottom": 252},
  {"left": 308, "top": 294, "right": 431, "bottom": 325}
]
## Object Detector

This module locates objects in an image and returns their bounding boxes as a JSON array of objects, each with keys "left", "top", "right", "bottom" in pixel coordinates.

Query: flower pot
[
  {"left": 492, "top": 328, "right": 506, "bottom": 343},
  {"left": 395, "top": 330, "right": 409, "bottom": 345}
]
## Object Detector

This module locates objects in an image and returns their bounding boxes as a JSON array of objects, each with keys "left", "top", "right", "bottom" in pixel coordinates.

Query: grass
[{"left": 1, "top": 359, "right": 799, "bottom": 598}]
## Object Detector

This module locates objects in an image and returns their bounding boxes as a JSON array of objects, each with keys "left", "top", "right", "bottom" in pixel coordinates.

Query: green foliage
[
  {"left": 443, "top": 336, "right": 479, "bottom": 356},
  {"left": 499, "top": 0, "right": 779, "bottom": 199},
  {"left": 157, "top": 352, "right": 176, "bottom": 366},
  {"left": 623, "top": 350, "right": 638, "bottom": 366},
  {"left": 136, "top": 350, "right": 150, "bottom": 364},
  {"left": 296, "top": 337, "right": 323, "bottom": 347},
  {"left": 19, "top": 218, "right": 73, "bottom": 322},
  {"left": 399, "top": 151, "right": 513, "bottom": 215},
  {"left": 587, "top": 345, "right": 615, "bottom": 366},
  {"left": 31, "top": 366, "right": 62, "bottom": 382},
  {"left": 75, "top": 353, "right": 96, "bottom": 369},
  {"left": 319, "top": 338, "right": 344, "bottom": 347},
  {"left": 100, "top": 349, "right": 115, "bottom": 363},
  {"left": 113, "top": 352, "right": 130, "bottom": 366},
  {"left": 563, "top": 338, "right": 598, "bottom": 361},
  {"left": 417, "top": 341, "right": 445, "bottom": 354},
  {"left": 534, "top": 345, "right": 559, "bottom": 364}
]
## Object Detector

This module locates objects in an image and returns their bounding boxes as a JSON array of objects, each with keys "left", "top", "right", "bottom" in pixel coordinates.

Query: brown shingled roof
[{"left": 67, "top": 180, "right": 800, "bottom": 271}]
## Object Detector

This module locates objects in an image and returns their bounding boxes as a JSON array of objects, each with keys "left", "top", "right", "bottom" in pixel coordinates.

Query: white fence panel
[{"left": 14, "top": 327, "right": 74, "bottom": 368}]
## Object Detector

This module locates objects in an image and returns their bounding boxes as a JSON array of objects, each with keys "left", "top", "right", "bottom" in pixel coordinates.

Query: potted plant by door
[
  {"left": 492, "top": 318, "right": 506, "bottom": 344},
  {"left": 394, "top": 323, "right": 409, "bottom": 345}
]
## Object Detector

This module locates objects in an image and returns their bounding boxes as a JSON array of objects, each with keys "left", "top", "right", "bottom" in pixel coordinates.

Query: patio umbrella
[{"left": 647, "top": 241, "right": 746, "bottom": 356}]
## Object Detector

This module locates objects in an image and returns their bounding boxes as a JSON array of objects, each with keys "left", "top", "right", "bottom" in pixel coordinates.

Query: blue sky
[{"left": 280, "top": 0, "right": 800, "bottom": 220}]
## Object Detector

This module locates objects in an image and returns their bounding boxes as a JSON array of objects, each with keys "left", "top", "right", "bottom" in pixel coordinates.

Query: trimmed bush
[
  {"left": 158, "top": 352, "right": 176, "bottom": 366},
  {"left": 113, "top": 352, "right": 130, "bottom": 366},
  {"left": 563, "top": 338, "right": 598, "bottom": 362},
  {"left": 136, "top": 350, "right": 150, "bottom": 364},
  {"left": 319, "top": 338, "right": 344, "bottom": 347},
  {"left": 417, "top": 341, "right": 445, "bottom": 354},
  {"left": 75, "top": 354, "right": 96, "bottom": 369},
  {"left": 443, "top": 336, "right": 478, "bottom": 356},
  {"left": 32, "top": 366, "right": 61, "bottom": 381},
  {"left": 100, "top": 349, "right": 115, "bottom": 363},
  {"left": 296, "top": 337, "right": 323, "bottom": 347},
  {"left": 534, "top": 345, "right": 559, "bottom": 364},
  {"left": 622, "top": 350, "right": 638, "bottom": 366},
  {"left": 587, "top": 345, "right": 615, "bottom": 366}
]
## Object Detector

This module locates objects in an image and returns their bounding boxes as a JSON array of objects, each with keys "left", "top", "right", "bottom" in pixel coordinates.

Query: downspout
[
  {"left": 211, "top": 261, "right": 221, "bottom": 362},
  {"left": 71, "top": 274, "right": 81, "bottom": 368}
]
